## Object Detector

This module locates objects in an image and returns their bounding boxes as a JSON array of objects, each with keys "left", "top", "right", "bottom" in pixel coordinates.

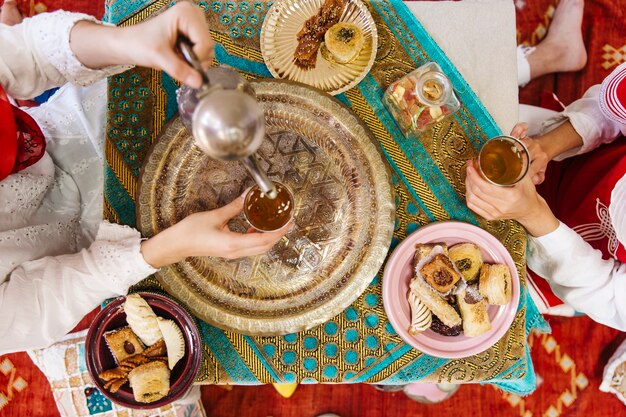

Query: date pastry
[
  {"left": 419, "top": 253, "right": 462, "bottom": 294},
  {"left": 430, "top": 312, "right": 462, "bottom": 336},
  {"left": 156, "top": 317, "right": 186, "bottom": 370},
  {"left": 123, "top": 294, "right": 163, "bottom": 346},
  {"left": 104, "top": 327, "right": 145, "bottom": 364},
  {"left": 478, "top": 264, "right": 512, "bottom": 305},
  {"left": 457, "top": 285, "right": 492, "bottom": 337},
  {"left": 128, "top": 360, "right": 171, "bottom": 403},
  {"left": 407, "top": 290, "right": 432, "bottom": 334},
  {"left": 449, "top": 243, "right": 483, "bottom": 283}
]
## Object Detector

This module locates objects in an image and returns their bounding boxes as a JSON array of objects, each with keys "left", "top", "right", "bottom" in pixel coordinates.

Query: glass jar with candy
[{"left": 383, "top": 62, "right": 461, "bottom": 137}]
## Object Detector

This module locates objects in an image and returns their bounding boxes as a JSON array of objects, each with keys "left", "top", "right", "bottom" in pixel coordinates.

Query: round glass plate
[
  {"left": 137, "top": 79, "right": 394, "bottom": 336},
  {"left": 260, "top": 0, "right": 378, "bottom": 95},
  {"left": 382, "top": 222, "right": 520, "bottom": 359}
]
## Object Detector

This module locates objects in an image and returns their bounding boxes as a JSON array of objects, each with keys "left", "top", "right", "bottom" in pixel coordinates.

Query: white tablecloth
[{"left": 406, "top": 0, "right": 518, "bottom": 134}]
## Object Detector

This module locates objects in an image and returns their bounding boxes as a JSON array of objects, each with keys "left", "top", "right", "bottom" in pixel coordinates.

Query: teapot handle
[{"left": 177, "top": 35, "right": 211, "bottom": 87}]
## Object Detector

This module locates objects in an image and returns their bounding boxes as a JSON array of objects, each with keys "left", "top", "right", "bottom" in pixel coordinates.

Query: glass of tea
[
  {"left": 477, "top": 135, "right": 530, "bottom": 186},
  {"left": 244, "top": 181, "right": 295, "bottom": 232}
]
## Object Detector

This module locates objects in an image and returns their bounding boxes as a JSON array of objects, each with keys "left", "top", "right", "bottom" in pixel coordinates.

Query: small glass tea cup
[
  {"left": 243, "top": 181, "right": 295, "bottom": 232},
  {"left": 477, "top": 135, "right": 530, "bottom": 186}
]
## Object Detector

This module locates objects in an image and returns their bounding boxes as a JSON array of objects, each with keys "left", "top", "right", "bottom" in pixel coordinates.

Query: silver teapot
[{"left": 177, "top": 38, "right": 277, "bottom": 198}]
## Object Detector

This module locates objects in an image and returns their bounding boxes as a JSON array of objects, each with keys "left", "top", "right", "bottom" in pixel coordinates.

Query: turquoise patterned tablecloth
[{"left": 103, "top": 0, "right": 548, "bottom": 394}]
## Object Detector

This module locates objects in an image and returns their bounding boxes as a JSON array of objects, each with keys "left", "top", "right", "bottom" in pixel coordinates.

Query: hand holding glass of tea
[
  {"left": 465, "top": 133, "right": 559, "bottom": 237},
  {"left": 509, "top": 122, "right": 550, "bottom": 185}
]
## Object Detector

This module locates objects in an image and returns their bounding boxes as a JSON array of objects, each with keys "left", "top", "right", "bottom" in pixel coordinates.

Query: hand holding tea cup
[
  {"left": 140, "top": 193, "right": 292, "bottom": 267},
  {"left": 465, "top": 161, "right": 559, "bottom": 237},
  {"left": 510, "top": 122, "right": 549, "bottom": 185}
]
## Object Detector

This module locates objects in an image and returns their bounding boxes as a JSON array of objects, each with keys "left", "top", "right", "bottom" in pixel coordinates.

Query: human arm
[
  {"left": 0, "top": 2, "right": 213, "bottom": 99},
  {"left": 527, "top": 223, "right": 626, "bottom": 330},
  {"left": 464, "top": 161, "right": 560, "bottom": 237},
  {"left": 0, "top": 11, "right": 127, "bottom": 99},
  {"left": 0, "top": 195, "right": 289, "bottom": 353},
  {"left": 140, "top": 192, "right": 292, "bottom": 267},
  {"left": 512, "top": 85, "right": 626, "bottom": 185},
  {"left": 69, "top": 1, "right": 213, "bottom": 89},
  {"left": 0, "top": 222, "right": 157, "bottom": 354},
  {"left": 465, "top": 163, "right": 626, "bottom": 330}
]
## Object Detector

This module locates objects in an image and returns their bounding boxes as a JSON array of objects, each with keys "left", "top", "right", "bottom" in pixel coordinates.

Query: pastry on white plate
[{"left": 324, "top": 22, "right": 365, "bottom": 64}]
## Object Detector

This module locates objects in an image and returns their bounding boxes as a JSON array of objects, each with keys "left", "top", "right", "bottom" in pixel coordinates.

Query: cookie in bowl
[{"left": 86, "top": 292, "right": 201, "bottom": 409}]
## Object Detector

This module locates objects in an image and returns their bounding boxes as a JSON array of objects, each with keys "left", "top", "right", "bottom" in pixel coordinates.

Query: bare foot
[
  {"left": 0, "top": 0, "right": 23, "bottom": 26},
  {"left": 527, "top": 0, "right": 587, "bottom": 80}
]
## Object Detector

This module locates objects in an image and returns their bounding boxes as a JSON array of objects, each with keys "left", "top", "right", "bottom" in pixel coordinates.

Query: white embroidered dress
[{"left": 0, "top": 11, "right": 157, "bottom": 354}]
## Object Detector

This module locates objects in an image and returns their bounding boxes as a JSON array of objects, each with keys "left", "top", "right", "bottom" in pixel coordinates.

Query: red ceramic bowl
[{"left": 85, "top": 292, "right": 202, "bottom": 409}]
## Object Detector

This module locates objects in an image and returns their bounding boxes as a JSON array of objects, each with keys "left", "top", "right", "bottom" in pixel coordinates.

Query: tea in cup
[
  {"left": 244, "top": 182, "right": 294, "bottom": 232},
  {"left": 477, "top": 135, "right": 529, "bottom": 186}
]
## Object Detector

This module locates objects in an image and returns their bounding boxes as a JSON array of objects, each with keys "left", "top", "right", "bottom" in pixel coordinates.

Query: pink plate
[{"left": 382, "top": 221, "right": 520, "bottom": 359}]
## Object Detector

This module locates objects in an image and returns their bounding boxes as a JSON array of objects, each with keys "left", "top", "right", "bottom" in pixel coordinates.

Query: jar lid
[{"left": 415, "top": 70, "right": 452, "bottom": 107}]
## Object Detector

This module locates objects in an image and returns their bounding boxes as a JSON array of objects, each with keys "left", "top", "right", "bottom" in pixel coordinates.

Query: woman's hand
[
  {"left": 119, "top": 1, "right": 214, "bottom": 88},
  {"left": 510, "top": 122, "right": 550, "bottom": 185},
  {"left": 520, "top": 137, "right": 550, "bottom": 185},
  {"left": 140, "top": 194, "right": 293, "bottom": 268},
  {"left": 465, "top": 161, "right": 559, "bottom": 237},
  {"left": 70, "top": 2, "right": 214, "bottom": 88}
]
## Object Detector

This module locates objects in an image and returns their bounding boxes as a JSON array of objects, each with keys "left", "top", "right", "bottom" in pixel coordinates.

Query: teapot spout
[{"left": 241, "top": 155, "right": 277, "bottom": 199}]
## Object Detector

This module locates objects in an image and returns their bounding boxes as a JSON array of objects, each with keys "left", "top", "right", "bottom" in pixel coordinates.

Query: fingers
[
  {"left": 465, "top": 162, "right": 498, "bottom": 195},
  {"left": 519, "top": 137, "right": 533, "bottom": 149},
  {"left": 173, "top": 2, "right": 214, "bottom": 67},
  {"left": 521, "top": 137, "right": 548, "bottom": 184},
  {"left": 510, "top": 122, "right": 529, "bottom": 139},
  {"left": 529, "top": 159, "right": 546, "bottom": 185},
  {"left": 151, "top": 2, "right": 213, "bottom": 88},
  {"left": 465, "top": 163, "right": 518, "bottom": 221},
  {"left": 534, "top": 171, "right": 545, "bottom": 185},
  {"left": 212, "top": 195, "right": 245, "bottom": 224},
  {"left": 465, "top": 171, "right": 501, "bottom": 220},
  {"left": 221, "top": 221, "right": 293, "bottom": 258},
  {"left": 156, "top": 48, "right": 203, "bottom": 88}
]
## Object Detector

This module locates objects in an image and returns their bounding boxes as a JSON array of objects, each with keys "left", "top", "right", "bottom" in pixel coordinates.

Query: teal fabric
[{"left": 104, "top": 0, "right": 549, "bottom": 394}]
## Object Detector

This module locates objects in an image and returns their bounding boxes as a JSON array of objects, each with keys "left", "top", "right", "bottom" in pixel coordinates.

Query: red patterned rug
[
  {"left": 516, "top": 0, "right": 626, "bottom": 106},
  {"left": 1, "top": 0, "right": 625, "bottom": 416},
  {"left": 9, "top": 0, "right": 103, "bottom": 18}
]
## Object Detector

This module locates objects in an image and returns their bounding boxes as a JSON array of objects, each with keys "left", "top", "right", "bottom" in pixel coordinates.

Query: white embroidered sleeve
[
  {"left": 0, "top": 11, "right": 128, "bottom": 99},
  {"left": 0, "top": 221, "right": 157, "bottom": 354},
  {"left": 610, "top": 175, "right": 626, "bottom": 246},
  {"left": 541, "top": 85, "right": 626, "bottom": 161},
  {"left": 527, "top": 222, "right": 626, "bottom": 331}
]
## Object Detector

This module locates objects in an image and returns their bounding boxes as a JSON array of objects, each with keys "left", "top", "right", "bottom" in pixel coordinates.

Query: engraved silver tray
[{"left": 137, "top": 79, "right": 395, "bottom": 335}]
